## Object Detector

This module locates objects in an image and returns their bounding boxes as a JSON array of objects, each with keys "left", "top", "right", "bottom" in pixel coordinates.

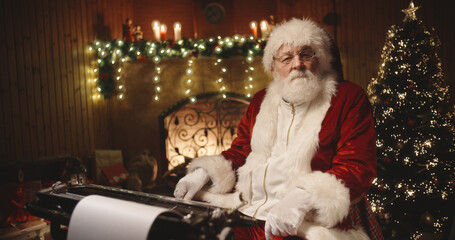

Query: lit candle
[
  {"left": 151, "top": 20, "right": 161, "bottom": 41},
  {"left": 160, "top": 24, "right": 167, "bottom": 41},
  {"left": 249, "top": 21, "right": 258, "bottom": 39},
  {"left": 173, "top": 22, "right": 182, "bottom": 41},
  {"left": 260, "top": 20, "right": 269, "bottom": 39}
]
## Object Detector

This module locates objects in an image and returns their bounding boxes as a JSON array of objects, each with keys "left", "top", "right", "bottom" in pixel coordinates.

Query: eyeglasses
[{"left": 273, "top": 49, "right": 316, "bottom": 65}]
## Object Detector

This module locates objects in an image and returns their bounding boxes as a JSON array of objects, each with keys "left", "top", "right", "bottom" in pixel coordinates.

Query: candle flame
[{"left": 152, "top": 20, "right": 160, "bottom": 28}]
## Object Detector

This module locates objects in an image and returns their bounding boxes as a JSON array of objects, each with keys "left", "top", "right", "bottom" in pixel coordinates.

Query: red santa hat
[{"left": 263, "top": 18, "right": 335, "bottom": 75}]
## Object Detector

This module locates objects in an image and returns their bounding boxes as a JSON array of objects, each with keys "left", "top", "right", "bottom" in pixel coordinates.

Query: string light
[{"left": 90, "top": 36, "right": 265, "bottom": 99}]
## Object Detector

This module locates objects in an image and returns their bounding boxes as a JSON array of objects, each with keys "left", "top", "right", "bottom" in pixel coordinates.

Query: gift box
[{"left": 101, "top": 163, "right": 129, "bottom": 186}]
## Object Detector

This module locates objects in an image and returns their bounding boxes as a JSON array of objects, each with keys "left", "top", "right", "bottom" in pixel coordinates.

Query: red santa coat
[
  {"left": 224, "top": 80, "right": 376, "bottom": 201},
  {"left": 189, "top": 78, "right": 383, "bottom": 239}
]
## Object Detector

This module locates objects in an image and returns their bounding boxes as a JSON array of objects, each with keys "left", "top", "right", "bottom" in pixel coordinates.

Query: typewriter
[{"left": 25, "top": 182, "right": 256, "bottom": 240}]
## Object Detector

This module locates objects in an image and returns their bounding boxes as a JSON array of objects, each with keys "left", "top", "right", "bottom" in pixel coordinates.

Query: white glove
[
  {"left": 265, "top": 188, "right": 310, "bottom": 240},
  {"left": 174, "top": 168, "right": 210, "bottom": 200}
]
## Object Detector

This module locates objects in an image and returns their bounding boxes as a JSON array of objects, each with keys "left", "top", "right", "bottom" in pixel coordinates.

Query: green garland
[{"left": 91, "top": 36, "right": 266, "bottom": 99}]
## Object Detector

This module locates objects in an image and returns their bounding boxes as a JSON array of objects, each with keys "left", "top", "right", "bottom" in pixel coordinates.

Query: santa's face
[
  {"left": 272, "top": 45, "right": 323, "bottom": 104},
  {"left": 273, "top": 44, "right": 319, "bottom": 79}
]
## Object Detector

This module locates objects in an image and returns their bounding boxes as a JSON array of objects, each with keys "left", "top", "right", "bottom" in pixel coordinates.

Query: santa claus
[{"left": 174, "top": 18, "right": 383, "bottom": 240}]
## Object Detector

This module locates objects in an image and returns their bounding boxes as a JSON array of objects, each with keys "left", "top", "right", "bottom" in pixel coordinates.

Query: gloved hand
[
  {"left": 265, "top": 188, "right": 310, "bottom": 240},
  {"left": 174, "top": 168, "right": 210, "bottom": 200}
]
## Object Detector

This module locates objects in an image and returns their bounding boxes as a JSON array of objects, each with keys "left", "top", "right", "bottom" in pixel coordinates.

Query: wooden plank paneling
[
  {"left": 49, "top": 0, "right": 67, "bottom": 154},
  {"left": 22, "top": 0, "right": 40, "bottom": 160},
  {"left": 74, "top": 0, "right": 89, "bottom": 158},
  {"left": 11, "top": 0, "right": 31, "bottom": 162},
  {"left": 0, "top": 0, "right": 12, "bottom": 163},
  {"left": 42, "top": 0, "right": 61, "bottom": 156},
  {"left": 27, "top": 0, "right": 46, "bottom": 158},
  {"left": 80, "top": 0, "right": 96, "bottom": 158},
  {"left": 0, "top": 0, "right": 132, "bottom": 168},
  {"left": 34, "top": 0, "right": 52, "bottom": 157},
  {"left": 64, "top": 0, "right": 79, "bottom": 156},
  {"left": 68, "top": 0, "right": 81, "bottom": 157},
  {"left": 58, "top": 0, "right": 74, "bottom": 154}
]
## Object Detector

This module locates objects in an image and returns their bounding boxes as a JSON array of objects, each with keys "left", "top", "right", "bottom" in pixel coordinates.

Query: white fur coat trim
[
  {"left": 187, "top": 155, "right": 236, "bottom": 194},
  {"left": 235, "top": 74, "right": 338, "bottom": 204},
  {"left": 298, "top": 222, "right": 370, "bottom": 240},
  {"left": 295, "top": 171, "right": 351, "bottom": 228}
]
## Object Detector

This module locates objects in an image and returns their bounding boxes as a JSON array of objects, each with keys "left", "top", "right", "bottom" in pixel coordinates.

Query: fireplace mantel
[{"left": 108, "top": 57, "right": 272, "bottom": 177}]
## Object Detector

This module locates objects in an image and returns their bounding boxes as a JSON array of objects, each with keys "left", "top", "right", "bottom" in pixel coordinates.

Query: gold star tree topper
[{"left": 402, "top": 1, "right": 420, "bottom": 22}]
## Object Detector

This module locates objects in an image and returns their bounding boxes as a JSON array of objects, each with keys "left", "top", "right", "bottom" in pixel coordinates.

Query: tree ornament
[
  {"left": 402, "top": 2, "right": 420, "bottom": 22},
  {"left": 433, "top": 179, "right": 439, "bottom": 185},
  {"left": 383, "top": 157, "right": 392, "bottom": 163},
  {"left": 421, "top": 211, "right": 434, "bottom": 225}
]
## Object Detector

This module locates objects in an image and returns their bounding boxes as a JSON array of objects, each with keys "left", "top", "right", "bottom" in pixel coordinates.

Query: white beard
[{"left": 274, "top": 70, "right": 323, "bottom": 105}]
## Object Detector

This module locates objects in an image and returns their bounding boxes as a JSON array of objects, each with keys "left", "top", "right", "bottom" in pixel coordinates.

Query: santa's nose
[{"left": 291, "top": 57, "right": 305, "bottom": 70}]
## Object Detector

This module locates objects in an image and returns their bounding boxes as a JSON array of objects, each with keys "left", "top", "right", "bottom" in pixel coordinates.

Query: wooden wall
[
  {"left": 0, "top": 0, "right": 133, "bottom": 169},
  {"left": 0, "top": 0, "right": 453, "bottom": 179}
]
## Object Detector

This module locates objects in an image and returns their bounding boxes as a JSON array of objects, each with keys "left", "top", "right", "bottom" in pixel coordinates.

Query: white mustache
[{"left": 287, "top": 70, "right": 310, "bottom": 81}]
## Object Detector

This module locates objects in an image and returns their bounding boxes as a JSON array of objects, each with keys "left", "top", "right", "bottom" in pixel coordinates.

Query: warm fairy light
[
  {"left": 153, "top": 56, "right": 161, "bottom": 63},
  {"left": 90, "top": 33, "right": 267, "bottom": 99}
]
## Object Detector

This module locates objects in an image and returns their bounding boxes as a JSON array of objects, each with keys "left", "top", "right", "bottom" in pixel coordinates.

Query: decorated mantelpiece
[
  {"left": 90, "top": 36, "right": 268, "bottom": 100},
  {"left": 89, "top": 37, "right": 272, "bottom": 181}
]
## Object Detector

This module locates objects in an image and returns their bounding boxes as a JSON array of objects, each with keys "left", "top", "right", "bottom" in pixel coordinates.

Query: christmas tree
[{"left": 367, "top": 2, "right": 455, "bottom": 239}]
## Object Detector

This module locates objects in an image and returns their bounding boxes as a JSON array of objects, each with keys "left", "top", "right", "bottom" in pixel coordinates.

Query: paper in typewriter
[{"left": 67, "top": 195, "right": 177, "bottom": 240}]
